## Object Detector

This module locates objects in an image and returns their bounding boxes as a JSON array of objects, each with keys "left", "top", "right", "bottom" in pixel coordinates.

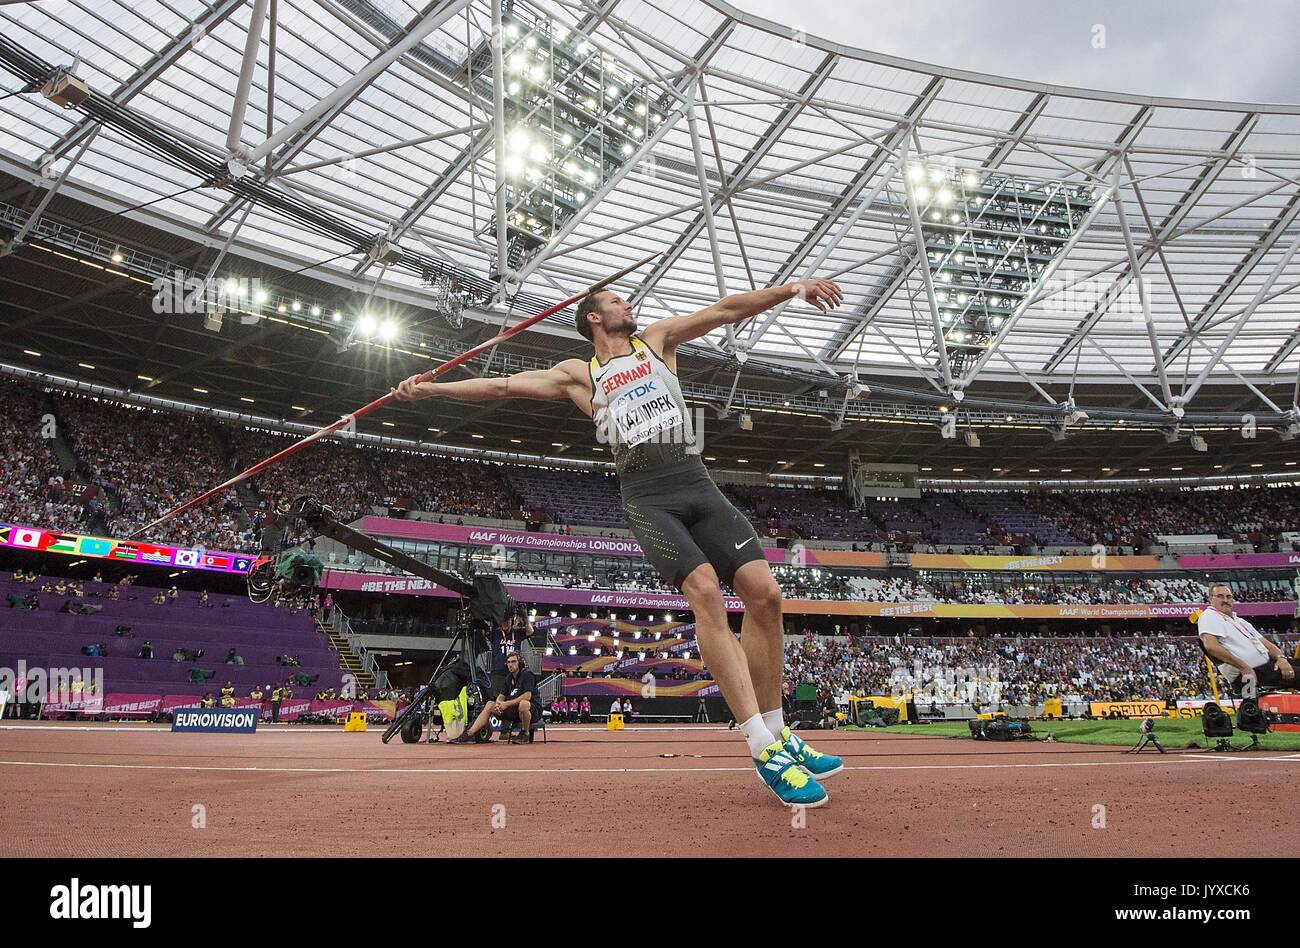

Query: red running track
[{"left": 2, "top": 721, "right": 1298, "bottom": 857}]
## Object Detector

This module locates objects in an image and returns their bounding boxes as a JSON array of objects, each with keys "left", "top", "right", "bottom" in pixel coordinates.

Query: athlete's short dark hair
[{"left": 575, "top": 291, "right": 607, "bottom": 341}]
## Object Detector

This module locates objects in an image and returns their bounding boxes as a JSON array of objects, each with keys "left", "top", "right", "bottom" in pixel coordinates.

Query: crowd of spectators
[
  {"left": 497, "top": 566, "right": 1281, "bottom": 608},
  {"left": 3, "top": 377, "right": 1300, "bottom": 558},
  {"left": 371, "top": 451, "right": 519, "bottom": 521},
  {"left": 54, "top": 393, "right": 253, "bottom": 551},
  {"left": 781, "top": 632, "right": 1264, "bottom": 706},
  {"left": 0, "top": 379, "right": 85, "bottom": 532}
]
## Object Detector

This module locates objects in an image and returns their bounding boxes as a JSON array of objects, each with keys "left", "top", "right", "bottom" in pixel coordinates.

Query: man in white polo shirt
[{"left": 1198, "top": 583, "right": 1294, "bottom": 698}]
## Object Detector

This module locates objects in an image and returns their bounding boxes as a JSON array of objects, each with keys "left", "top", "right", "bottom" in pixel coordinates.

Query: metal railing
[{"left": 326, "top": 607, "right": 390, "bottom": 690}]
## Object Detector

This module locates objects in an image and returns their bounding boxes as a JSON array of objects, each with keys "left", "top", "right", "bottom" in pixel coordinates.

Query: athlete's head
[{"left": 575, "top": 289, "right": 635, "bottom": 342}]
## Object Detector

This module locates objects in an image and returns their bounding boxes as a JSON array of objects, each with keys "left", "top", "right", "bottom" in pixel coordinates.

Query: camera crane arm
[{"left": 286, "top": 496, "right": 474, "bottom": 598}]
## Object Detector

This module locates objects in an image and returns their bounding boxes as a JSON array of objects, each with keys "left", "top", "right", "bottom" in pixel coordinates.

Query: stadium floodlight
[{"left": 356, "top": 314, "right": 377, "bottom": 336}]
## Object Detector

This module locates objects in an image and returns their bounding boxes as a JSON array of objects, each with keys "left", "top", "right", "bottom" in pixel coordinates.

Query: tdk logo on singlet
[
  {"left": 601, "top": 360, "right": 652, "bottom": 395},
  {"left": 614, "top": 380, "right": 657, "bottom": 405}
]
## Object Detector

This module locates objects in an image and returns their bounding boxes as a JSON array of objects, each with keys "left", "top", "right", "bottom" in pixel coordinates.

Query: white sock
[
  {"left": 740, "top": 713, "right": 777, "bottom": 759},
  {"left": 762, "top": 708, "right": 786, "bottom": 743}
]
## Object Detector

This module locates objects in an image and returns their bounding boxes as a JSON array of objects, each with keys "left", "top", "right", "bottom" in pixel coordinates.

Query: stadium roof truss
[{"left": 2, "top": 0, "right": 1300, "bottom": 448}]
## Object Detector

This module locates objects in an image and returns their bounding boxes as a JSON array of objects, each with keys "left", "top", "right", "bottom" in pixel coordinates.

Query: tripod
[
  {"left": 382, "top": 616, "right": 492, "bottom": 744},
  {"left": 1127, "top": 731, "right": 1166, "bottom": 754}
]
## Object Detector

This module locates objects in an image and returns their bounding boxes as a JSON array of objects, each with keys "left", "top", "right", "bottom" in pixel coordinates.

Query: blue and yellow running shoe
[
  {"left": 755, "top": 742, "right": 828, "bottom": 807},
  {"left": 781, "top": 726, "right": 844, "bottom": 779}
]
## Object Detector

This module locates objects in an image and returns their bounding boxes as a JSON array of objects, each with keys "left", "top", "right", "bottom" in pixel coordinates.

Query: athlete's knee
[
  {"left": 745, "top": 577, "right": 783, "bottom": 615},
  {"left": 735, "top": 564, "right": 782, "bottom": 613}
]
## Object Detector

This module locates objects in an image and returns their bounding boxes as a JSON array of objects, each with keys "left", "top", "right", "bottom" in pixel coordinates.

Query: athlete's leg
[
  {"left": 731, "top": 559, "right": 784, "bottom": 719},
  {"left": 680, "top": 562, "right": 759, "bottom": 726}
]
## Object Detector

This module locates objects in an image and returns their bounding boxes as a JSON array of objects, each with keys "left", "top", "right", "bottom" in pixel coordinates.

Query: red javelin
[{"left": 128, "top": 251, "right": 663, "bottom": 540}]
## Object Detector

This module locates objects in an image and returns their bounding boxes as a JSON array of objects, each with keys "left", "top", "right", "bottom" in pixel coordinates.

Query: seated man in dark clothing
[
  {"left": 138, "top": 641, "right": 153, "bottom": 660},
  {"left": 454, "top": 652, "right": 538, "bottom": 745}
]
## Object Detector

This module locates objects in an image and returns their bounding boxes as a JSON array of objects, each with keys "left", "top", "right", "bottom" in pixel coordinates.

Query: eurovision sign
[
  {"left": 0, "top": 523, "right": 253, "bottom": 576},
  {"left": 171, "top": 706, "right": 260, "bottom": 733}
]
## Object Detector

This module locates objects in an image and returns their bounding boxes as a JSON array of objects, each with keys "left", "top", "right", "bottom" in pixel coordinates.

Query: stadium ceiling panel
[{"left": 1, "top": 0, "right": 1300, "bottom": 431}]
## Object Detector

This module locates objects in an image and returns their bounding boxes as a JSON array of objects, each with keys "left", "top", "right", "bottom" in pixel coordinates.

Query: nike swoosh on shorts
[{"left": 734, "top": 537, "right": 754, "bottom": 550}]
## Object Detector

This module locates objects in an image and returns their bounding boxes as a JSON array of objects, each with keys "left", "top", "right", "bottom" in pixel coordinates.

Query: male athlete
[{"left": 394, "top": 279, "right": 845, "bottom": 807}]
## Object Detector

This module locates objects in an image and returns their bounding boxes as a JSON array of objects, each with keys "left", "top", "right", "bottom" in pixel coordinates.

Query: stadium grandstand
[{"left": 1, "top": 0, "right": 1299, "bottom": 871}]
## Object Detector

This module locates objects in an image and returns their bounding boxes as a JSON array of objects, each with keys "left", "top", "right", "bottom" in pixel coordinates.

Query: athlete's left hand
[
  {"left": 1278, "top": 657, "right": 1294, "bottom": 681},
  {"left": 789, "top": 279, "right": 844, "bottom": 314}
]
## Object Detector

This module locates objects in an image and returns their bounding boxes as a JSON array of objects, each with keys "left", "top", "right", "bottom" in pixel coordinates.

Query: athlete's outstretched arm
[
  {"left": 645, "top": 279, "right": 842, "bottom": 350},
  {"left": 391, "top": 361, "right": 585, "bottom": 404}
]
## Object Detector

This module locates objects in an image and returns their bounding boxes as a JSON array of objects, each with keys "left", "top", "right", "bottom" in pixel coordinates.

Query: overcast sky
[{"left": 730, "top": 0, "right": 1300, "bottom": 104}]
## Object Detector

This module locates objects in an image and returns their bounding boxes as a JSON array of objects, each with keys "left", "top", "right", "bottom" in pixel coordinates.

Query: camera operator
[
  {"left": 1199, "top": 583, "right": 1293, "bottom": 697},
  {"left": 454, "top": 652, "right": 538, "bottom": 745}
]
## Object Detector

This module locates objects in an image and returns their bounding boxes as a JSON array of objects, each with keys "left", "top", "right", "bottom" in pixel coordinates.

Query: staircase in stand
[{"left": 318, "top": 618, "right": 374, "bottom": 691}]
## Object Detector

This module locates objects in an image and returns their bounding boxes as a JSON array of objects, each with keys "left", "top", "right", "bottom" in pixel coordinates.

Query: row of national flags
[{"left": 0, "top": 524, "right": 252, "bottom": 574}]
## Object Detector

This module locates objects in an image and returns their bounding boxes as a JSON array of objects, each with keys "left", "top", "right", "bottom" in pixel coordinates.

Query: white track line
[{"left": 0, "top": 754, "right": 1279, "bottom": 777}]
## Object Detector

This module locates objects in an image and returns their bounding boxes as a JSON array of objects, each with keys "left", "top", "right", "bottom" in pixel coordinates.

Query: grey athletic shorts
[{"left": 620, "top": 462, "right": 765, "bottom": 590}]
